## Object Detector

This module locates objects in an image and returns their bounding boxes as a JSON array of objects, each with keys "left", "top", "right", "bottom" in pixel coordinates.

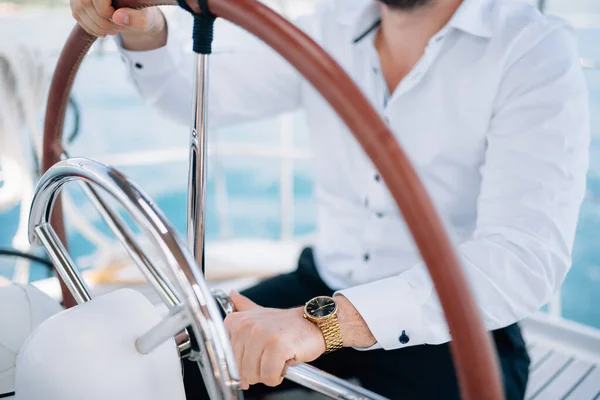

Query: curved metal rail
[
  {"left": 28, "top": 158, "right": 241, "bottom": 400},
  {"left": 40, "top": 0, "right": 504, "bottom": 398}
]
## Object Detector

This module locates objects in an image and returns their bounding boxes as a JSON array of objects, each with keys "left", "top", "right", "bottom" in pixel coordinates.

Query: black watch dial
[{"left": 305, "top": 296, "right": 337, "bottom": 318}]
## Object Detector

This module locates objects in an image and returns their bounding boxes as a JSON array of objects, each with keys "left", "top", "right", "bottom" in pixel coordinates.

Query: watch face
[{"left": 305, "top": 296, "right": 337, "bottom": 319}]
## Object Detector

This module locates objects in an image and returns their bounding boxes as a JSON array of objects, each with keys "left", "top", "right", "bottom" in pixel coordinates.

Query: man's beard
[{"left": 377, "top": 0, "right": 433, "bottom": 10}]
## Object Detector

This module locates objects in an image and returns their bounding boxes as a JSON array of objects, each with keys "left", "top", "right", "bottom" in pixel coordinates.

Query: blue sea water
[{"left": 0, "top": 11, "right": 599, "bottom": 330}]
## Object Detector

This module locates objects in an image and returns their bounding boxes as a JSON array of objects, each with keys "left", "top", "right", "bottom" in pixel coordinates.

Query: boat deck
[
  {"left": 525, "top": 342, "right": 599, "bottom": 399},
  {"left": 262, "top": 339, "right": 600, "bottom": 400}
]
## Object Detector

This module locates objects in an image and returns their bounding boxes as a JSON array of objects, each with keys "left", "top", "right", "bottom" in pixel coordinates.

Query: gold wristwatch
[{"left": 303, "top": 296, "right": 344, "bottom": 354}]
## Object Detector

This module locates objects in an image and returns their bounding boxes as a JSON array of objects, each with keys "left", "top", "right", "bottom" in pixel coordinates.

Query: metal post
[
  {"left": 136, "top": 304, "right": 190, "bottom": 355},
  {"left": 187, "top": 54, "right": 210, "bottom": 274},
  {"left": 77, "top": 179, "right": 180, "bottom": 308},
  {"left": 35, "top": 224, "right": 92, "bottom": 304},
  {"left": 285, "top": 364, "right": 389, "bottom": 400}
]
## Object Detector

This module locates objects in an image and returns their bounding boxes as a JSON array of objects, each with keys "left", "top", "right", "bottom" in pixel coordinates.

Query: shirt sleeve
[
  {"left": 337, "top": 22, "right": 590, "bottom": 351},
  {"left": 116, "top": 10, "right": 304, "bottom": 127}
]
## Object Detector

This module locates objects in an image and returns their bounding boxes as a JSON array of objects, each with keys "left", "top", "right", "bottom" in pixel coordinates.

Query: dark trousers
[{"left": 183, "top": 248, "right": 530, "bottom": 399}]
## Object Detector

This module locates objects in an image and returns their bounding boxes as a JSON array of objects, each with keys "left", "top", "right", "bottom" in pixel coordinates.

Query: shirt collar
[{"left": 337, "top": 0, "right": 494, "bottom": 43}]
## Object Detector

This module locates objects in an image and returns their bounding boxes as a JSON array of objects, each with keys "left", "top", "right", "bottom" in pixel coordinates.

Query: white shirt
[{"left": 119, "top": 0, "right": 590, "bottom": 351}]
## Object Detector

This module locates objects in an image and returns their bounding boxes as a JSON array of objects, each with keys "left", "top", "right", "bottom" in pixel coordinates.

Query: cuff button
[{"left": 399, "top": 330, "right": 409, "bottom": 344}]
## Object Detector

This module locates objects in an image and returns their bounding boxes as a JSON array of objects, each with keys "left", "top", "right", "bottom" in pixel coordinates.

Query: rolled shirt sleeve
[{"left": 338, "top": 22, "right": 590, "bottom": 351}]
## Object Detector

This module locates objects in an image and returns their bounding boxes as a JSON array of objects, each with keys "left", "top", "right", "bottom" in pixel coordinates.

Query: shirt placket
[
  {"left": 360, "top": 33, "right": 448, "bottom": 278},
  {"left": 360, "top": 44, "right": 389, "bottom": 279}
]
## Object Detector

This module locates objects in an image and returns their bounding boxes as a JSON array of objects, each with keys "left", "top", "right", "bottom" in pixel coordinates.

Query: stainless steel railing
[{"left": 28, "top": 157, "right": 241, "bottom": 399}]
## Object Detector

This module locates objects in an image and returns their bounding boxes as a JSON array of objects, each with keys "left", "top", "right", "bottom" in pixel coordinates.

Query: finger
[
  {"left": 83, "top": 6, "right": 119, "bottom": 35},
  {"left": 282, "top": 358, "right": 299, "bottom": 377},
  {"left": 260, "top": 344, "right": 286, "bottom": 387},
  {"left": 242, "top": 328, "right": 265, "bottom": 385},
  {"left": 70, "top": 0, "right": 86, "bottom": 25},
  {"left": 234, "top": 339, "right": 247, "bottom": 385},
  {"left": 229, "top": 319, "right": 247, "bottom": 385},
  {"left": 230, "top": 291, "right": 259, "bottom": 312},
  {"left": 113, "top": 8, "right": 159, "bottom": 32},
  {"left": 71, "top": 0, "right": 99, "bottom": 35},
  {"left": 76, "top": 9, "right": 107, "bottom": 37},
  {"left": 91, "top": 0, "right": 114, "bottom": 18}
]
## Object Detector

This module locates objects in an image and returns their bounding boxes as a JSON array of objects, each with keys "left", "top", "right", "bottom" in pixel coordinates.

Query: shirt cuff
[
  {"left": 115, "top": 20, "right": 183, "bottom": 78},
  {"left": 335, "top": 274, "right": 447, "bottom": 351}
]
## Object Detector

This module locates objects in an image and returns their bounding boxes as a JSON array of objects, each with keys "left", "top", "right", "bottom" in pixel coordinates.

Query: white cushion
[
  {"left": 14, "top": 289, "right": 185, "bottom": 400},
  {"left": 0, "top": 284, "right": 62, "bottom": 398}
]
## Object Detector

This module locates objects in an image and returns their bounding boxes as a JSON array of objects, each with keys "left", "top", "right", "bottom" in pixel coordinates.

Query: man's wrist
[
  {"left": 297, "top": 307, "right": 327, "bottom": 355},
  {"left": 334, "top": 295, "right": 377, "bottom": 349},
  {"left": 298, "top": 295, "right": 377, "bottom": 354}
]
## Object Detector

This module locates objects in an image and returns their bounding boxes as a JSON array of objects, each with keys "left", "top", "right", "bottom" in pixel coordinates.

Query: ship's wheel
[{"left": 23, "top": 0, "right": 504, "bottom": 399}]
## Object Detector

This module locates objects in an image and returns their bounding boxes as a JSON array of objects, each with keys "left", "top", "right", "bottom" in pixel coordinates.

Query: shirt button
[
  {"left": 134, "top": 62, "right": 143, "bottom": 69},
  {"left": 376, "top": 212, "right": 384, "bottom": 218},
  {"left": 372, "top": 66, "right": 379, "bottom": 74},
  {"left": 374, "top": 174, "right": 381, "bottom": 182},
  {"left": 365, "top": 197, "right": 369, "bottom": 207},
  {"left": 363, "top": 253, "right": 370, "bottom": 262},
  {"left": 399, "top": 330, "right": 410, "bottom": 344}
]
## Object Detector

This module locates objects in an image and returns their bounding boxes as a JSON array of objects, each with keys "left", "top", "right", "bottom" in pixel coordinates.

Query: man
[{"left": 71, "top": 0, "right": 589, "bottom": 398}]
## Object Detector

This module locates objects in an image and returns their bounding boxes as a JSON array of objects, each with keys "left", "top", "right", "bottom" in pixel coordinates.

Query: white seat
[
  {"left": 0, "top": 283, "right": 62, "bottom": 399},
  {"left": 14, "top": 289, "right": 185, "bottom": 400}
]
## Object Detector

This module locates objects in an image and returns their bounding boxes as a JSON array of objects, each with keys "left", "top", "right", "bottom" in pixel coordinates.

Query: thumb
[
  {"left": 112, "top": 8, "right": 160, "bottom": 32},
  {"left": 230, "top": 290, "right": 260, "bottom": 312}
]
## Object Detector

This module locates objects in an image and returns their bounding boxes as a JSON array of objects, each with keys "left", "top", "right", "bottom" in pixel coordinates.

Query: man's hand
[
  {"left": 224, "top": 291, "right": 377, "bottom": 390},
  {"left": 70, "top": 0, "right": 167, "bottom": 50},
  {"left": 225, "top": 291, "right": 325, "bottom": 389}
]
